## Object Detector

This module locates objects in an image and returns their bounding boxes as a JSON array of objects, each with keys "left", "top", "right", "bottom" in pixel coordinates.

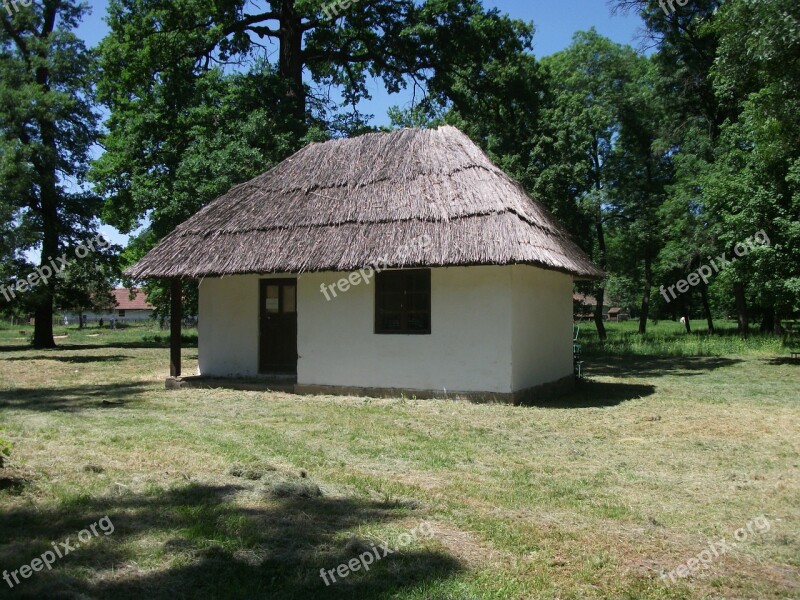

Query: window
[
  {"left": 375, "top": 269, "right": 431, "bottom": 334},
  {"left": 118, "top": 310, "right": 126, "bottom": 317},
  {"left": 264, "top": 284, "right": 280, "bottom": 313}
]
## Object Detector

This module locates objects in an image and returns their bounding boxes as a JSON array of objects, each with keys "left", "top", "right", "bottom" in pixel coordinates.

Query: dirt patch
[{"left": 426, "top": 522, "right": 507, "bottom": 568}]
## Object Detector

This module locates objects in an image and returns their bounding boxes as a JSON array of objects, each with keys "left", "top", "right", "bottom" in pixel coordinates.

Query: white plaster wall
[
  {"left": 297, "top": 266, "right": 513, "bottom": 393},
  {"left": 510, "top": 265, "right": 574, "bottom": 390},
  {"left": 64, "top": 309, "right": 153, "bottom": 322},
  {"left": 198, "top": 275, "right": 261, "bottom": 377},
  {"left": 198, "top": 266, "right": 573, "bottom": 392}
]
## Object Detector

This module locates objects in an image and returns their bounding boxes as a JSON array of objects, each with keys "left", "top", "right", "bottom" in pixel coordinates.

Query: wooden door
[{"left": 259, "top": 279, "right": 297, "bottom": 374}]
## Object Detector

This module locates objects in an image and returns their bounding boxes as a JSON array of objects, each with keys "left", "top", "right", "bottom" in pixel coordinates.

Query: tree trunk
[
  {"left": 759, "top": 307, "right": 774, "bottom": 333},
  {"left": 32, "top": 120, "right": 59, "bottom": 349},
  {"left": 759, "top": 305, "right": 784, "bottom": 336},
  {"left": 638, "top": 255, "right": 652, "bottom": 334},
  {"left": 279, "top": 0, "right": 305, "bottom": 119},
  {"left": 774, "top": 308, "right": 784, "bottom": 336},
  {"left": 593, "top": 215, "right": 607, "bottom": 341},
  {"left": 594, "top": 286, "right": 607, "bottom": 340},
  {"left": 588, "top": 138, "right": 607, "bottom": 340},
  {"left": 733, "top": 281, "right": 748, "bottom": 339},
  {"left": 699, "top": 282, "right": 714, "bottom": 333}
]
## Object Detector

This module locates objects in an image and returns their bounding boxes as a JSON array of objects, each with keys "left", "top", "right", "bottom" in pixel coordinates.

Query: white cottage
[
  {"left": 65, "top": 288, "right": 155, "bottom": 324},
  {"left": 126, "top": 126, "right": 603, "bottom": 402}
]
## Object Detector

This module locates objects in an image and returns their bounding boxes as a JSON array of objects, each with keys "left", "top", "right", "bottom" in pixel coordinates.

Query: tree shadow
[
  {"left": 523, "top": 380, "right": 656, "bottom": 409},
  {"left": 3, "top": 354, "right": 130, "bottom": 364},
  {"left": 0, "top": 382, "right": 152, "bottom": 412},
  {"left": 585, "top": 355, "right": 742, "bottom": 379},
  {"left": 764, "top": 357, "right": 800, "bottom": 366},
  {"left": 1, "top": 482, "right": 462, "bottom": 599},
  {"left": 0, "top": 474, "right": 28, "bottom": 493},
  {"left": 0, "top": 334, "right": 198, "bottom": 353}
]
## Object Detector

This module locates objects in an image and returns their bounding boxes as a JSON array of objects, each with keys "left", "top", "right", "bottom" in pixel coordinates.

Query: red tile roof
[{"left": 113, "top": 288, "right": 153, "bottom": 310}]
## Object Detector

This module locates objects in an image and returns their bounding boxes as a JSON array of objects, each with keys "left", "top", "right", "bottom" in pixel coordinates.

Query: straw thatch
[{"left": 125, "top": 126, "right": 604, "bottom": 280}]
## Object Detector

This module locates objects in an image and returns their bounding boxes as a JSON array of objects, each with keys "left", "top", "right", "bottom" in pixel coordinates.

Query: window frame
[{"left": 374, "top": 268, "right": 432, "bottom": 335}]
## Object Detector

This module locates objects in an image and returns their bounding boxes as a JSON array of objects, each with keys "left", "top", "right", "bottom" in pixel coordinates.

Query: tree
[
  {"left": 605, "top": 57, "right": 672, "bottom": 334},
  {"left": 612, "top": 0, "right": 759, "bottom": 335},
  {"left": 0, "top": 0, "right": 100, "bottom": 347},
  {"left": 708, "top": 0, "right": 800, "bottom": 332},
  {"left": 537, "top": 30, "right": 644, "bottom": 339},
  {"left": 93, "top": 0, "right": 535, "bottom": 232}
]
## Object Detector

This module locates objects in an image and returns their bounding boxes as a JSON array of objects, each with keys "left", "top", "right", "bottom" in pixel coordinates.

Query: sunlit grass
[
  {"left": 580, "top": 319, "right": 792, "bottom": 357},
  {"left": 0, "top": 321, "right": 798, "bottom": 599}
]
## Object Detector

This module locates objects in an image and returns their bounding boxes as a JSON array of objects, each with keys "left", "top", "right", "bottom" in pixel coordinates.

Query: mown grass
[{"left": 0, "top": 321, "right": 798, "bottom": 599}]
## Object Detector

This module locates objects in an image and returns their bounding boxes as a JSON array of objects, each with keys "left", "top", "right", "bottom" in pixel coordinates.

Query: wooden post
[{"left": 170, "top": 278, "right": 182, "bottom": 377}]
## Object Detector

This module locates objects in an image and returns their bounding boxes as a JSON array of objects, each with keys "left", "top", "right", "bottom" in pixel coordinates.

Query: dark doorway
[{"left": 259, "top": 279, "right": 297, "bottom": 374}]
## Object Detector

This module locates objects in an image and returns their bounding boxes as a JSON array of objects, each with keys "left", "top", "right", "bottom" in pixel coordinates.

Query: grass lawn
[{"left": 0, "top": 321, "right": 798, "bottom": 599}]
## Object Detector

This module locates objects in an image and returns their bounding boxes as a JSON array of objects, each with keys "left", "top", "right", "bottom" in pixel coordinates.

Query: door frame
[{"left": 258, "top": 278, "right": 298, "bottom": 374}]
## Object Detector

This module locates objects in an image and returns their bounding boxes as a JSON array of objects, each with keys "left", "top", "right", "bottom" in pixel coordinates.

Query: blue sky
[
  {"left": 77, "top": 0, "right": 645, "bottom": 246},
  {"left": 77, "top": 0, "right": 645, "bottom": 54}
]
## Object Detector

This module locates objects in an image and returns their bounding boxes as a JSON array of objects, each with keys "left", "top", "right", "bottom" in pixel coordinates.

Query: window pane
[
  {"left": 407, "top": 312, "right": 429, "bottom": 332},
  {"left": 265, "top": 285, "right": 280, "bottom": 313},
  {"left": 407, "top": 292, "right": 428, "bottom": 311},
  {"left": 379, "top": 312, "right": 403, "bottom": 331},
  {"left": 375, "top": 269, "right": 431, "bottom": 334},
  {"left": 379, "top": 291, "right": 404, "bottom": 312},
  {"left": 282, "top": 285, "right": 296, "bottom": 313}
]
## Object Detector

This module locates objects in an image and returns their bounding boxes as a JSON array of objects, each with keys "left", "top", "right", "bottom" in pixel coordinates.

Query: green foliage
[
  {"left": 0, "top": 432, "right": 10, "bottom": 468},
  {"left": 609, "top": 0, "right": 800, "bottom": 330},
  {"left": 92, "top": 65, "right": 310, "bottom": 237},
  {"left": 54, "top": 238, "right": 122, "bottom": 319},
  {"left": 709, "top": 0, "right": 800, "bottom": 317}
]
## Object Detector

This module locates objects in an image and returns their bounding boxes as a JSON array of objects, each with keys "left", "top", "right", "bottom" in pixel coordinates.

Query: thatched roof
[{"left": 125, "top": 126, "right": 603, "bottom": 280}]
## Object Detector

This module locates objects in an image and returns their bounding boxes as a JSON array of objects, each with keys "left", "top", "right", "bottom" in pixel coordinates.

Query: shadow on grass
[
  {"left": 524, "top": 380, "right": 656, "bottom": 408},
  {"left": 764, "top": 357, "right": 800, "bottom": 366},
  {"left": 3, "top": 354, "right": 130, "bottom": 364},
  {"left": 0, "top": 475, "right": 27, "bottom": 493},
  {"left": 0, "top": 382, "right": 152, "bottom": 412},
  {"left": 1, "top": 482, "right": 461, "bottom": 599},
  {"left": 585, "top": 355, "right": 742, "bottom": 379},
  {"left": 0, "top": 334, "right": 198, "bottom": 353}
]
